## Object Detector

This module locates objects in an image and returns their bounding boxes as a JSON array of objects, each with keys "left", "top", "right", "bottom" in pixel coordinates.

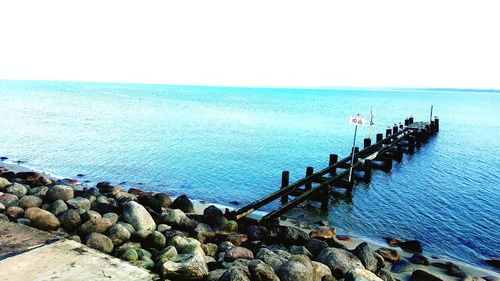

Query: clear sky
[{"left": 1, "top": 0, "right": 499, "bottom": 89}]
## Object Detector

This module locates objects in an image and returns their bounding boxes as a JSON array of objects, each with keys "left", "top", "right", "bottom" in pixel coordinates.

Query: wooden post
[
  {"left": 363, "top": 138, "right": 371, "bottom": 149},
  {"left": 408, "top": 135, "right": 416, "bottom": 154},
  {"left": 364, "top": 159, "right": 372, "bottom": 183},
  {"left": 376, "top": 133, "right": 383, "bottom": 143},
  {"left": 434, "top": 117, "right": 439, "bottom": 133},
  {"left": 386, "top": 128, "right": 392, "bottom": 138},
  {"left": 305, "top": 166, "right": 314, "bottom": 190},
  {"left": 384, "top": 151, "right": 393, "bottom": 172},
  {"left": 353, "top": 147, "right": 359, "bottom": 164},
  {"left": 430, "top": 121, "right": 435, "bottom": 134},
  {"left": 329, "top": 154, "right": 338, "bottom": 176},
  {"left": 399, "top": 123, "right": 404, "bottom": 130},
  {"left": 396, "top": 144, "right": 403, "bottom": 162},
  {"left": 409, "top": 117, "right": 414, "bottom": 124},
  {"left": 320, "top": 185, "right": 329, "bottom": 211},
  {"left": 392, "top": 125, "right": 398, "bottom": 135},
  {"left": 404, "top": 118, "right": 409, "bottom": 126},
  {"left": 280, "top": 171, "right": 289, "bottom": 204},
  {"left": 415, "top": 130, "right": 422, "bottom": 147}
]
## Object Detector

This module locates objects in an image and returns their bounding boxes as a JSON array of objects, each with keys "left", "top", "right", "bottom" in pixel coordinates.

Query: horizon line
[{"left": 2, "top": 78, "right": 500, "bottom": 93}]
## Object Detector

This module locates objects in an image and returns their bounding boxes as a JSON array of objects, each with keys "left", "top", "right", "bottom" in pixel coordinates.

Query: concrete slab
[
  {"left": 0, "top": 221, "right": 61, "bottom": 259},
  {"left": 0, "top": 222, "right": 157, "bottom": 281}
]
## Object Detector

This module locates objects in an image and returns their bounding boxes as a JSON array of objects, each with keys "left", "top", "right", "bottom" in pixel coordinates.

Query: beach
[{"left": 1, "top": 160, "right": 498, "bottom": 280}]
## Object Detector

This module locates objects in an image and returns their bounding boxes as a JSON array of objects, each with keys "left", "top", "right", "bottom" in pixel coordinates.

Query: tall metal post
[{"left": 349, "top": 125, "right": 358, "bottom": 182}]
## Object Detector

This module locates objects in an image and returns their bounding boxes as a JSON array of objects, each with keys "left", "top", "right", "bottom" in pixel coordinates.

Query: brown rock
[
  {"left": 310, "top": 228, "right": 337, "bottom": 239},
  {"left": 376, "top": 247, "right": 400, "bottom": 263},
  {"left": 24, "top": 207, "right": 60, "bottom": 230},
  {"left": 224, "top": 246, "right": 254, "bottom": 262}
]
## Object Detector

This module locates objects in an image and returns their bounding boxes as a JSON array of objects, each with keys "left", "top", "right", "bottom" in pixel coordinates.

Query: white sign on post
[{"left": 350, "top": 115, "right": 366, "bottom": 126}]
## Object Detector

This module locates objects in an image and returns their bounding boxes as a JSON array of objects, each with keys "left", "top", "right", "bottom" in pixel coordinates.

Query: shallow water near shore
[{"left": 1, "top": 80, "right": 499, "bottom": 269}]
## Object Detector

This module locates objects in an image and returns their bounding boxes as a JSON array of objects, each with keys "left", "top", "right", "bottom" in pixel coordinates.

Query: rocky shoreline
[{"left": 0, "top": 163, "right": 498, "bottom": 281}]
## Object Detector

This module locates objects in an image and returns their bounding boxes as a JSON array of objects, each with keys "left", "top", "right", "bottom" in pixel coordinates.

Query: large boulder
[
  {"left": 317, "top": 247, "right": 365, "bottom": 279},
  {"left": 161, "top": 254, "right": 208, "bottom": 280},
  {"left": 353, "top": 242, "right": 379, "bottom": 272},
  {"left": 171, "top": 195, "right": 195, "bottom": 213},
  {"left": 345, "top": 268, "right": 383, "bottom": 281},
  {"left": 0, "top": 193, "right": 19, "bottom": 208},
  {"left": 24, "top": 207, "right": 60, "bottom": 230},
  {"left": 58, "top": 209, "right": 82, "bottom": 229},
  {"left": 5, "top": 183, "right": 27, "bottom": 197},
  {"left": 122, "top": 201, "right": 156, "bottom": 231},
  {"left": 169, "top": 235, "right": 204, "bottom": 256},
  {"left": 248, "top": 259, "right": 280, "bottom": 281},
  {"left": 86, "top": 232, "right": 114, "bottom": 254},
  {"left": 18, "top": 195, "right": 43, "bottom": 209},
  {"left": 46, "top": 185, "right": 74, "bottom": 202},
  {"left": 409, "top": 253, "right": 429, "bottom": 265}
]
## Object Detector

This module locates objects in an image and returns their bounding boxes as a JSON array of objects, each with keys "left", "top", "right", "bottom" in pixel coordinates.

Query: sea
[{"left": 0, "top": 80, "right": 499, "bottom": 269}]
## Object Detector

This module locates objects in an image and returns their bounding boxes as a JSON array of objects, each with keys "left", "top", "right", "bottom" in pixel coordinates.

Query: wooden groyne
[{"left": 227, "top": 116, "right": 439, "bottom": 224}]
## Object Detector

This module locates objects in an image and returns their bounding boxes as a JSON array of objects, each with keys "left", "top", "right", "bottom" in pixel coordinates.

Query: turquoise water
[{"left": 1, "top": 80, "right": 499, "bottom": 268}]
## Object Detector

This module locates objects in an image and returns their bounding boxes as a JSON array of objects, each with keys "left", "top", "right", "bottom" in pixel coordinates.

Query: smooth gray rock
[
  {"left": 276, "top": 260, "right": 313, "bottom": 281},
  {"left": 390, "top": 259, "right": 414, "bottom": 273},
  {"left": 58, "top": 209, "right": 82, "bottom": 229},
  {"left": 248, "top": 259, "right": 280, "bottom": 281},
  {"left": 107, "top": 223, "right": 131, "bottom": 246},
  {"left": 49, "top": 199, "right": 68, "bottom": 216},
  {"left": 0, "top": 193, "right": 18, "bottom": 208},
  {"left": 161, "top": 253, "right": 208, "bottom": 280},
  {"left": 122, "top": 201, "right": 156, "bottom": 231},
  {"left": 317, "top": 247, "right": 365, "bottom": 279},
  {"left": 168, "top": 235, "right": 204, "bottom": 256},
  {"left": 290, "top": 245, "right": 313, "bottom": 258},
  {"left": 353, "top": 242, "right": 379, "bottom": 272},
  {"left": 18, "top": 195, "right": 43, "bottom": 209},
  {"left": 66, "top": 197, "right": 91, "bottom": 210},
  {"left": 345, "top": 268, "right": 384, "bottom": 281},
  {"left": 77, "top": 217, "right": 114, "bottom": 236},
  {"left": 86, "top": 232, "right": 114, "bottom": 254},
  {"left": 256, "top": 248, "right": 288, "bottom": 272},
  {"left": 161, "top": 208, "right": 197, "bottom": 231},
  {"left": 46, "top": 185, "right": 74, "bottom": 201},
  {"left": 5, "top": 183, "right": 27, "bottom": 197}
]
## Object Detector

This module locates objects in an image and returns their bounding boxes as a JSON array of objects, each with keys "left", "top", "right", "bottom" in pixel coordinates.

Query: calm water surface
[{"left": 1, "top": 81, "right": 499, "bottom": 268}]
